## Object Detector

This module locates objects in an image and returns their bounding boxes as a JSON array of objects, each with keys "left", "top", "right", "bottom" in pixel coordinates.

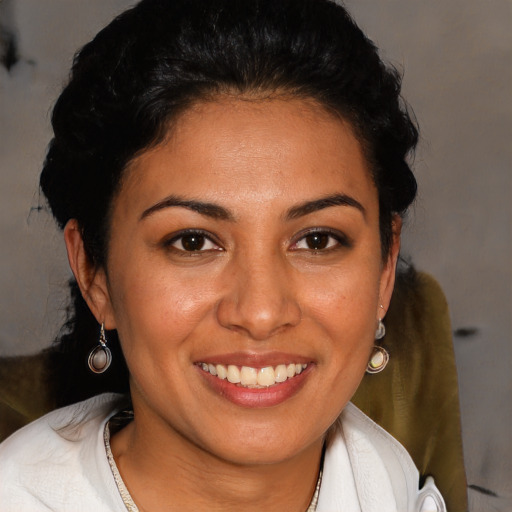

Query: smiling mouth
[{"left": 197, "top": 362, "right": 308, "bottom": 389}]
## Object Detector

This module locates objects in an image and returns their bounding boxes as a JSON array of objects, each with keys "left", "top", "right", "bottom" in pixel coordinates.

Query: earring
[
  {"left": 366, "top": 345, "right": 389, "bottom": 374},
  {"left": 88, "top": 323, "right": 112, "bottom": 374},
  {"left": 375, "top": 318, "right": 386, "bottom": 340},
  {"left": 366, "top": 316, "right": 388, "bottom": 374}
]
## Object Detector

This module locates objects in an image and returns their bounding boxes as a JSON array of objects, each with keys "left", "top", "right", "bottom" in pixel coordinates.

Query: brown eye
[
  {"left": 181, "top": 234, "right": 206, "bottom": 251},
  {"left": 304, "top": 233, "right": 330, "bottom": 250},
  {"left": 291, "top": 229, "right": 349, "bottom": 252},
  {"left": 168, "top": 231, "right": 220, "bottom": 252}
]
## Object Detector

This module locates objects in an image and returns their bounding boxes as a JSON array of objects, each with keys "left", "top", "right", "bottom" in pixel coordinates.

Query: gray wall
[
  {"left": 1, "top": 1, "right": 511, "bottom": 510},
  {"left": 345, "top": 2, "right": 512, "bottom": 510}
]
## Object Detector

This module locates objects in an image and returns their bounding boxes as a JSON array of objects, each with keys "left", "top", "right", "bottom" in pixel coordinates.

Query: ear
[
  {"left": 378, "top": 214, "right": 402, "bottom": 317},
  {"left": 64, "top": 219, "right": 116, "bottom": 330}
]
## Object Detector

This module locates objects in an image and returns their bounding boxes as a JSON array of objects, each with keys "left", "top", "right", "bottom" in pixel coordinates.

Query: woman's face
[{"left": 79, "top": 97, "right": 399, "bottom": 465}]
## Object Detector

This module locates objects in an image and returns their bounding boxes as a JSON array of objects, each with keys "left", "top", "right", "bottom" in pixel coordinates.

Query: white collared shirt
[{"left": 0, "top": 394, "right": 446, "bottom": 512}]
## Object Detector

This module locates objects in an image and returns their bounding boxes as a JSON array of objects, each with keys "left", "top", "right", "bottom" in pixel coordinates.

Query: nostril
[
  {"left": 216, "top": 291, "right": 301, "bottom": 340},
  {"left": 215, "top": 259, "right": 302, "bottom": 339}
]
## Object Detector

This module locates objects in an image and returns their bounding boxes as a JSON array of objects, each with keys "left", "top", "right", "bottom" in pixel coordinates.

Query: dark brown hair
[{"left": 40, "top": 0, "right": 418, "bottom": 406}]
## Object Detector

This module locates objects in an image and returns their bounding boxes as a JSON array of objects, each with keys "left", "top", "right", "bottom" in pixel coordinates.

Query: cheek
[
  {"left": 306, "top": 266, "right": 381, "bottom": 331},
  {"left": 106, "top": 258, "right": 219, "bottom": 358},
  {"left": 302, "top": 264, "right": 381, "bottom": 385}
]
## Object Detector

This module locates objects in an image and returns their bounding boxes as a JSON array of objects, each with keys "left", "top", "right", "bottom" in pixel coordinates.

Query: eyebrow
[
  {"left": 140, "top": 195, "right": 235, "bottom": 221},
  {"left": 140, "top": 192, "right": 365, "bottom": 222},
  {"left": 285, "top": 193, "right": 366, "bottom": 220}
]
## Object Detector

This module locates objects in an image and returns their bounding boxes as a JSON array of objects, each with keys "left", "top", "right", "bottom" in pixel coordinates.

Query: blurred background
[{"left": 0, "top": 1, "right": 510, "bottom": 509}]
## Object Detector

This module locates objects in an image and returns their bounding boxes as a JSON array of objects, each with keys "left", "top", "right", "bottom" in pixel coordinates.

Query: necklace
[{"left": 105, "top": 412, "right": 323, "bottom": 511}]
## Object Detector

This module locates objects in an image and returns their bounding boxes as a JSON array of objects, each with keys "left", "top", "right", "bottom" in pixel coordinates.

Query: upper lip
[{"left": 194, "top": 351, "right": 313, "bottom": 368}]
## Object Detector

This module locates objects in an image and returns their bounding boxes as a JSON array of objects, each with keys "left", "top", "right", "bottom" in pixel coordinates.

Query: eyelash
[
  {"left": 290, "top": 228, "right": 351, "bottom": 253},
  {"left": 163, "top": 228, "right": 350, "bottom": 255},
  {"left": 163, "top": 229, "right": 223, "bottom": 254}
]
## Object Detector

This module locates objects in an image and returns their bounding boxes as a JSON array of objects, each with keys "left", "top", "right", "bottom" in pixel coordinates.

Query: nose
[{"left": 216, "top": 253, "right": 302, "bottom": 340}]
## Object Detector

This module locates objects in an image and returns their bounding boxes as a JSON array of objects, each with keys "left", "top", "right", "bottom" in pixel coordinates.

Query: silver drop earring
[
  {"left": 366, "top": 315, "right": 389, "bottom": 374},
  {"left": 88, "top": 323, "right": 112, "bottom": 374},
  {"left": 375, "top": 318, "right": 386, "bottom": 340}
]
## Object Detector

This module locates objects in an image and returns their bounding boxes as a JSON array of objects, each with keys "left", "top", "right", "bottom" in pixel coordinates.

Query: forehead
[{"left": 118, "top": 97, "right": 376, "bottom": 216}]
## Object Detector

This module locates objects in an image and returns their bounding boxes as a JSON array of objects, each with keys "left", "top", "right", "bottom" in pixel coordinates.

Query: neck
[{"left": 111, "top": 407, "right": 324, "bottom": 512}]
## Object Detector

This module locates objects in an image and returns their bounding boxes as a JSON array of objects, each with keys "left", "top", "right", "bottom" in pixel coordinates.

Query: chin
[{"left": 197, "top": 419, "right": 326, "bottom": 466}]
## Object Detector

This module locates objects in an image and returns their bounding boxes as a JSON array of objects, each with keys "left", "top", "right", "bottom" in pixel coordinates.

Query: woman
[{"left": 0, "top": 0, "right": 446, "bottom": 510}]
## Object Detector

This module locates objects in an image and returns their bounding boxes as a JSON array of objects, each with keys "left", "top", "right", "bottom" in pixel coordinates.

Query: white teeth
[
  {"left": 240, "top": 366, "right": 258, "bottom": 386},
  {"left": 227, "top": 365, "right": 241, "bottom": 384},
  {"left": 199, "top": 362, "right": 309, "bottom": 388},
  {"left": 257, "top": 367, "right": 275, "bottom": 386},
  {"left": 216, "top": 364, "right": 227, "bottom": 379},
  {"left": 274, "top": 364, "right": 288, "bottom": 383}
]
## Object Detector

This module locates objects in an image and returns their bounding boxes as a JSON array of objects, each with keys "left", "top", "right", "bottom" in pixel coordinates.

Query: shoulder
[
  {"left": 0, "top": 392, "right": 123, "bottom": 457},
  {"left": 0, "top": 393, "right": 127, "bottom": 511},
  {"left": 318, "top": 403, "right": 446, "bottom": 512}
]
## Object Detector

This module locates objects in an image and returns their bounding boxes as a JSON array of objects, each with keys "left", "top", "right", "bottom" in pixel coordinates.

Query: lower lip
[{"left": 198, "top": 365, "right": 313, "bottom": 408}]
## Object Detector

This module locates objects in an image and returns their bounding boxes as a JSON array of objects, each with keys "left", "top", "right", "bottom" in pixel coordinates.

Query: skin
[{"left": 65, "top": 97, "right": 401, "bottom": 511}]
